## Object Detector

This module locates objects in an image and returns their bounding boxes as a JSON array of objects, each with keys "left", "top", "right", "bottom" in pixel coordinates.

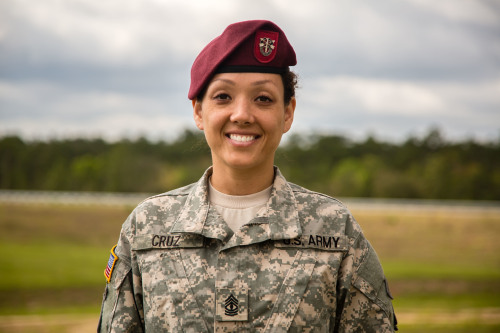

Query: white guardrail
[{"left": 0, "top": 190, "right": 499, "bottom": 213}]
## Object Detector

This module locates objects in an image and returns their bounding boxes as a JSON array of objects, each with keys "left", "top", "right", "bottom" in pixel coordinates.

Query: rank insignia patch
[
  {"left": 216, "top": 288, "right": 248, "bottom": 321},
  {"left": 104, "top": 245, "right": 118, "bottom": 283},
  {"left": 254, "top": 30, "right": 279, "bottom": 63},
  {"left": 224, "top": 294, "right": 239, "bottom": 316}
]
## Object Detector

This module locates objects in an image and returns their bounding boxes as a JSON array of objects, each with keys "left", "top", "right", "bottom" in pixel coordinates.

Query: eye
[
  {"left": 213, "top": 93, "right": 231, "bottom": 101},
  {"left": 255, "top": 95, "right": 273, "bottom": 103}
]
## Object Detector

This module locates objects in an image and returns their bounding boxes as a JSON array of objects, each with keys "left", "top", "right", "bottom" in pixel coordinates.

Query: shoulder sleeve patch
[
  {"left": 352, "top": 244, "right": 393, "bottom": 317},
  {"left": 104, "top": 245, "right": 118, "bottom": 283}
]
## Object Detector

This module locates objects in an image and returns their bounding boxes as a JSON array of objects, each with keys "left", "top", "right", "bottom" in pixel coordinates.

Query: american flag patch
[{"left": 104, "top": 245, "right": 118, "bottom": 283}]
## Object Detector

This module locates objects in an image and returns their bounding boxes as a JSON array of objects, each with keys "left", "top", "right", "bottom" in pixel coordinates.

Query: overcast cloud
[{"left": 1, "top": 0, "right": 499, "bottom": 142}]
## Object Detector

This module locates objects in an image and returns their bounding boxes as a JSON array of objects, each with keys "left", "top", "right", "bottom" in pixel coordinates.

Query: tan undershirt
[{"left": 208, "top": 180, "right": 272, "bottom": 232}]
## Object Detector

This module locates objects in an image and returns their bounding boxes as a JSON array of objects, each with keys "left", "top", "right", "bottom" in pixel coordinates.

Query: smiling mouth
[{"left": 227, "top": 134, "right": 259, "bottom": 142}]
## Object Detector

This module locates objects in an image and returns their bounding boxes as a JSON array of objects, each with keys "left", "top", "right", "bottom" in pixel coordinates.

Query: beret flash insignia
[{"left": 254, "top": 30, "right": 279, "bottom": 63}]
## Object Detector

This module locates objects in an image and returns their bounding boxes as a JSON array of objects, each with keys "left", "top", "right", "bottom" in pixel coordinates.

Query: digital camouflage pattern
[{"left": 98, "top": 167, "right": 397, "bottom": 332}]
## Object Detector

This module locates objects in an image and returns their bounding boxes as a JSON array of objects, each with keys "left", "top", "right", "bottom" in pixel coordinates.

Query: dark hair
[
  {"left": 196, "top": 68, "right": 299, "bottom": 105},
  {"left": 281, "top": 68, "right": 298, "bottom": 105}
]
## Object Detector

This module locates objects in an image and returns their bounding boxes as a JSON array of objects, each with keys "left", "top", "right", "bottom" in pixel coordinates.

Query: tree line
[{"left": 1, "top": 128, "right": 499, "bottom": 200}]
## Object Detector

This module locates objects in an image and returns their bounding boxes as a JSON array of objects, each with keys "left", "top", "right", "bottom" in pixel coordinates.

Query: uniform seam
[
  {"left": 112, "top": 264, "right": 131, "bottom": 290},
  {"left": 351, "top": 236, "right": 393, "bottom": 320},
  {"left": 136, "top": 192, "right": 190, "bottom": 206},
  {"left": 290, "top": 184, "right": 347, "bottom": 209},
  {"left": 126, "top": 270, "right": 145, "bottom": 332},
  {"left": 350, "top": 231, "right": 366, "bottom": 292}
]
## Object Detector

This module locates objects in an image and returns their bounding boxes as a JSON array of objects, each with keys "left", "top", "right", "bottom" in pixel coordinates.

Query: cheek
[
  {"left": 265, "top": 115, "right": 287, "bottom": 135},
  {"left": 201, "top": 114, "right": 226, "bottom": 144},
  {"left": 203, "top": 113, "right": 224, "bottom": 133}
]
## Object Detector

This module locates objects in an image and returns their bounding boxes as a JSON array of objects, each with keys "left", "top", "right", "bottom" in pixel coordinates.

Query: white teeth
[{"left": 230, "top": 134, "right": 255, "bottom": 142}]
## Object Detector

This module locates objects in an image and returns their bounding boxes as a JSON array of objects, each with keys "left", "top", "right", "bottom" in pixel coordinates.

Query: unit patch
[{"left": 104, "top": 245, "right": 118, "bottom": 283}]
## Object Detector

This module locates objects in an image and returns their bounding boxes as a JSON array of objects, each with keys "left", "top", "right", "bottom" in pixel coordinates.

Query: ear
[
  {"left": 192, "top": 99, "right": 204, "bottom": 130},
  {"left": 283, "top": 97, "right": 296, "bottom": 133}
]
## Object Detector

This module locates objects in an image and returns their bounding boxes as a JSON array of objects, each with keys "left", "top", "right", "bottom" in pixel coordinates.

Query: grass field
[{"left": 0, "top": 201, "right": 499, "bottom": 332}]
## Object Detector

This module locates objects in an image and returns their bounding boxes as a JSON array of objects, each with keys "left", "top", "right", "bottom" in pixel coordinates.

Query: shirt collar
[{"left": 170, "top": 167, "right": 301, "bottom": 241}]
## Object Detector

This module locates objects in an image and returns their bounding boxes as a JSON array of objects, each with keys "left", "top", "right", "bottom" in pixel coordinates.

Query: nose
[{"left": 229, "top": 98, "right": 254, "bottom": 125}]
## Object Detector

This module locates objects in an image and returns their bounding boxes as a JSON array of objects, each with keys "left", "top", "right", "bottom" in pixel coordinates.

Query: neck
[{"left": 210, "top": 164, "right": 275, "bottom": 195}]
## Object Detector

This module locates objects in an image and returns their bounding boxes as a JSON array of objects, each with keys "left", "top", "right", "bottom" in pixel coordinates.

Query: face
[{"left": 193, "top": 72, "right": 295, "bottom": 173}]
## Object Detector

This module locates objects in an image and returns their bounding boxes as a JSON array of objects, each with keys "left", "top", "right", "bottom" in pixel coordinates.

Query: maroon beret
[{"left": 188, "top": 20, "right": 297, "bottom": 100}]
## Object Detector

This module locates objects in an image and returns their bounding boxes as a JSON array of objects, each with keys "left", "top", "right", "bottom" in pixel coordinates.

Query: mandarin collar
[{"left": 170, "top": 167, "right": 301, "bottom": 241}]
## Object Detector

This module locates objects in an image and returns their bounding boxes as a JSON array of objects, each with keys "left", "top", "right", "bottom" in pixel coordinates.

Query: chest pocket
[
  {"left": 264, "top": 249, "right": 317, "bottom": 332},
  {"left": 133, "top": 234, "right": 210, "bottom": 332},
  {"left": 269, "top": 235, "right": 348, "bottom": 332}
]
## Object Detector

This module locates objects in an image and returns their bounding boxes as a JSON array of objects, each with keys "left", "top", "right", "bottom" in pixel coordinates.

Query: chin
[
  {"left": 227, "top": 161, "right": 259, "bottom": 170},
  {"left": 225, "top": 157, "right": 267, "bottom": 171}
]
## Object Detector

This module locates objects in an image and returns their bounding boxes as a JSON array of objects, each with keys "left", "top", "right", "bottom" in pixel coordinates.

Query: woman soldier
[{"left": 98, "top": 20, "right": 397, "bottom": 332}]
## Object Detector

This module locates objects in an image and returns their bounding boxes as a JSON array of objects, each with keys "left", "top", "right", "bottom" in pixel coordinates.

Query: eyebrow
[
  {"left": 252, "top": 79, "right": 278, "bottom": 87},
  {"left": 211, "top": 78, "right": 236, "bottom": 85},
  {"left": 210, "top": 78, "right": 278, "bottom": 87}
]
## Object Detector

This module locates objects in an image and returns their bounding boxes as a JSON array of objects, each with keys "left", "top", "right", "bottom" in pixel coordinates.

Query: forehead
[{"left": 207, "top": 72, "right": 283, "bottom": 89}]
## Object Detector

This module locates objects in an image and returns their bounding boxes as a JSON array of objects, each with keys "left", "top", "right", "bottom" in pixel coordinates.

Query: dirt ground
[
  {"left": 1, "top": 308, "right": 500, "bottom": 332},
  {"left": 0, "top": 314, "right": 97, "bottom": 333}
]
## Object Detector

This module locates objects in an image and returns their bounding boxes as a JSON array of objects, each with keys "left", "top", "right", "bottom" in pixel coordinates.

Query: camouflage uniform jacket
[{"left": 98, "top": 167, "right": 397, "bottom": 332}]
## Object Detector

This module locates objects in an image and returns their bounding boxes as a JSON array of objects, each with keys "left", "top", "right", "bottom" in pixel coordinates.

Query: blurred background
[{"left": 0, "top": 0, "right": 499, "bottom": 331}]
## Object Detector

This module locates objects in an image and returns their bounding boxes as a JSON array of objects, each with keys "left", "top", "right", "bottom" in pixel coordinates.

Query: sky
[{"left": 1, "top": 0, "right": 499, "bottom": 143}]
